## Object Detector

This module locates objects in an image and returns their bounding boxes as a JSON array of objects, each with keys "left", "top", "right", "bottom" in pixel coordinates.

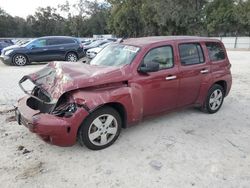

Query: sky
[{"left": 0, "top": 0, "right": 102, "bottom": 18}]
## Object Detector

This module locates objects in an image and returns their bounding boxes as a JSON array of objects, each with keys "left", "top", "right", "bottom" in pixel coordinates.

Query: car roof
[{"left": 122, "top": 36, "right": 221, "bottom": 47}]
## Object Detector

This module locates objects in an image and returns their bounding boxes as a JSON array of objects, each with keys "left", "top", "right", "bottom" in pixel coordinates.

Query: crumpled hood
[{"left": 26, "top": 61, "right": 130, "bottom": 100}]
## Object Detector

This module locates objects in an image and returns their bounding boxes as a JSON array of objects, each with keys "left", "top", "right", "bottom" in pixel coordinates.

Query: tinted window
[
  {"left": 47, "top": 39, "right": 59, "bottom": 45},
  {"left": 61, "top": 38, "right": 76, "bottom": 44},
  {"left": 47, "top": 38, "right": 76, "bottom": 45},
  {"left": 206, "top": 42, "right": 225, "bottom": 61},
  {"left": 143, "top": 46, "right": 174, "bottom": 70},
  {"left": 179, "top": 43, "right": 204, "bottom": 65}
]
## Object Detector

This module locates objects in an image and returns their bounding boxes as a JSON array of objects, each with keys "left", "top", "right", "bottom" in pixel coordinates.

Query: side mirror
[
  {"left": 30, "top": 45, "right": 36, "bottom": 49},
  {"left": 138, "top": 61, "right": 160, "bottom": 73}
]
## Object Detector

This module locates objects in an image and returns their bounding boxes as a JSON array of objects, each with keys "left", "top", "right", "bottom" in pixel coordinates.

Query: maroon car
[{"left": 16, "top": 36, "right": 232, "bottom": 150}]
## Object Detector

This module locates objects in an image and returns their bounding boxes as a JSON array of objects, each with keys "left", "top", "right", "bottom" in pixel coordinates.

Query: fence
[{"left": 211, "top": 37, "right": 250, "bottom": 49}]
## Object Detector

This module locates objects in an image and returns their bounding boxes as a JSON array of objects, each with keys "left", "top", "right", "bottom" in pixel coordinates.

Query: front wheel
[
  {"left": 13, "top": 54, "right": 28, "bottom": 66},
  {"left": 204, "top": 84, "right": 225, "bottom": 114},
  {"left": 78, "top": 106, "right": 122, "bottom": 150}
]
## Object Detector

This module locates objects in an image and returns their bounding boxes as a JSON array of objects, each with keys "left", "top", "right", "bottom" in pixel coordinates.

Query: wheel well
[
  {"left": 105, "top": 102, "right": 127, "bottom": 129},
  {"left": 214, "top": 80, "right": 227, "bottom": 95},
  {"left": 66, "top": 51, "right": 78, "bottom": 59}
]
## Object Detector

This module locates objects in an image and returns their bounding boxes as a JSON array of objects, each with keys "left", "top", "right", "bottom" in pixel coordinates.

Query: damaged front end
[
  {"left": 16, "top": 61, "right": 130, "bottom": 146},
  {"left": 16, "top": 69, "right": 90, "bottom": 146},
  {"left": 19, "top": 75, "right": 80, "bottom": 117}
]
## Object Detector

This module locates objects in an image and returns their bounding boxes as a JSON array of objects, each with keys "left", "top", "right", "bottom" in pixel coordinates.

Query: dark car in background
[
  {"left": 0, "top": 39, "right": 14, "bottom": 54},
  {"left": 0, "top": 36, "right": 84, "bottom": 66}
]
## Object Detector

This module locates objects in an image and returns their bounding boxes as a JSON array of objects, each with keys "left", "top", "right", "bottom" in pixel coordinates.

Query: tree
[
  {"left": 235, "top": 0, "right": 250, "bottom": 36},
  {"left": 204, "top": 0, "right": 237, "bottom": 36}
]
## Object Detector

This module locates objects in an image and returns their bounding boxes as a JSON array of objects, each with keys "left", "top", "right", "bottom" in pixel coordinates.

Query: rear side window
[
  {"left": 61, "top": 38, "right": 76, "bottom": 44},
  {"left": 143, "top": 46, "right": 174, "bottom": 70},
  {"left": 47, "top": 38, "right": 76, "bottom": 45},
  {"left": 206, "top": 42, "right": 225, "bottom": 61},
  {"left": 179, "top": 43, "right": 204, "bottom": 65}
]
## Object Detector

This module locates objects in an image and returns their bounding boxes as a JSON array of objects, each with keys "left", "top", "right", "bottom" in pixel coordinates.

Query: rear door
[
  {"left": 177, "top": 42, "right": 210, "bottom": 107},
  {"left": 46, "top": 38, "right": 66, "bottom": 60}
]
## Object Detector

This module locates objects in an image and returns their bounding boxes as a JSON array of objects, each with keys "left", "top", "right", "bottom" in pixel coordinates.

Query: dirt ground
[{"left": 0, "top": 51, "right": 250, "bottom": 188}]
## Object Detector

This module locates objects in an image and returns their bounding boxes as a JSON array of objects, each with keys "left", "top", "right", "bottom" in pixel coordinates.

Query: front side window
[
  {"left": 206, "top": 42, "right": 225, "bottom": 61},
  {"left": 27, "top": 39, "right": 47, "bottom": 48},
  {"left": 90, "top": 44, "right": 140, "bottom": 67},
  {"left": 142, "top": 46, "right": 174, "bottom": 70},
  {"left": 179, "top": 43, "right": 204, "bottom": 65}
]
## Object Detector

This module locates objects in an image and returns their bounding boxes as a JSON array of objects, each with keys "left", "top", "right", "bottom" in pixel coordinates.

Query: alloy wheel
[
  {"left": 67, "top": 53, "right": 77, "bottom": 62},
  {"left": 14, "top": 55, "right": 27, "bottom": 66},
  {"left": 88, "top": 114, "right": 118, "bottom": 146},
  {"left": 209, "top": 89, "right": 223, "bottom": 111}
]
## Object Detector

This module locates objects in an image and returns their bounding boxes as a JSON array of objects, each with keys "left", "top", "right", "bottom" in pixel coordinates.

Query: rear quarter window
[{"left": 206, "top": 42, "right": 225, "bottom": 61}]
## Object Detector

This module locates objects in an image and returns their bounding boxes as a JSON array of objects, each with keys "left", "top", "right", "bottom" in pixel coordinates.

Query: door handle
[
  {"left": 200, "top": 69, "right": 209, "bottom": 74},
  {"left": 59, "top": 47, "right": 64, "bottom": 50},
  {"left": 165, "top": 75, "right": 177, "bottom": 80},
  {"left": 43, "top": 49, "right": 48, "bottom": 51}
]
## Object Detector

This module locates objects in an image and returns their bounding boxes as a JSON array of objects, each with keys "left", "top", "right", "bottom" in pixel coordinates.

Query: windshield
[{"left": 90, "top": 44, "right": 140, "bottom": 67}]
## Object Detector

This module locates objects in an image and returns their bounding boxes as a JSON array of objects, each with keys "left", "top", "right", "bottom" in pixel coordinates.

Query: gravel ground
[{"left": 0, "top": 51, "right": 250, "bottom": 188}]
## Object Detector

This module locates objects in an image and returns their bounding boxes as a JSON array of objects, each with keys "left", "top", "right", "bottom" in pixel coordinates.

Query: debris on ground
[
  {"left": 226, "top": 139, "right": 245, "bottom": 153},
  {"left": 17, "top": 145, "right": 32, "bottom": 154},
  {"left": 5, "top": 116, "right": 16, "bottom": 123},
  {"left": 23, "top": 148, "right": 32, "bottom": 155},
  {"left": 15, "top": 162, "right": 44, "bottom": 180},
  {"left": 149, "top": 160, "right": 163, "bottom": 170},
  {"left": 17, "top": 145, "right": 25, "bottom": 151},
  {"left": 183, "top": 129, "right": 195, "bottom": 135},
  {"left": 0, "top": 108, "right": 16, "bottom": 115}
]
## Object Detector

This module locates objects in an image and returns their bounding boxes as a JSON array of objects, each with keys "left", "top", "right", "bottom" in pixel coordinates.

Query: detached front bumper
[
  {"left": 16, "top": 96, "right": 89, "bottom": 146},
  {"left": 0, "top": 54, "right": 12, "bottom": 65}
]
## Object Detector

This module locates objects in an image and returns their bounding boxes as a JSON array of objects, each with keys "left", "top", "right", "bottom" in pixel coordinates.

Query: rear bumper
[
  {"left": 0, "top": 54, "right": 12, "bottom": 65},
  {"left": 16, "top": 96, "right": 89, "bottom": 146}
]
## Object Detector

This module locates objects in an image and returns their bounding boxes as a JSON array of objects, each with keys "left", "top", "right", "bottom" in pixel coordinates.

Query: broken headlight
[
  {"left": 52, "top": 103, "right": 77, "bottom": 117},
  {"left": 52, "top": 94, "right": 77, "bottom": 117}
]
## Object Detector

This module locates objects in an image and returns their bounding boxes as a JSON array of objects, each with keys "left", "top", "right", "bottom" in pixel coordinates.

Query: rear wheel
[
  {"left": 78, "top": 106, "right": 122, "bottom": 150},
  {"left": 204, "top": 84, "right": 225, "bottom": 114},
  {"left": 66, "top": 52, "right": 78, "bottom": 62},
  {"left": 13, "top": 54, "right": 28, "bottom": 66}
]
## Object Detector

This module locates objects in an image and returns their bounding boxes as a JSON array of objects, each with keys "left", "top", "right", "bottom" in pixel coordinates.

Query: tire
[
  {"left": 66, "top": 52, "right": 78, "bottom": 62},
  {"left": 203, "top": 84, "right": 225, "bottom": 114},
  {"left": 13, "top": 54, "right": 28, "bottom": 66},
  {"left": 78, "top": 106, "right": 122, "bottom": 150}
]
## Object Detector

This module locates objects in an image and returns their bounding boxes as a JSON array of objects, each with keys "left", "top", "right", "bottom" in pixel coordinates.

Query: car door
[
  {"left": 135, "top": 45, "right": 179, "bottom": 116},
  {"left": 46, "top": 38, "right": 65, "bottom": 60},
  {"left": 177, "top": 42, "right": 210, "bottom": 107},
  {"left": 26, "top": 39, "right": 50, "bottom": 62}
]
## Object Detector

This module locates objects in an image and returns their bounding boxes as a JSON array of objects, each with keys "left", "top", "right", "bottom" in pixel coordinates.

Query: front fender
[{"left": 70, "top": 85, "right": 143, "bottom": 126}]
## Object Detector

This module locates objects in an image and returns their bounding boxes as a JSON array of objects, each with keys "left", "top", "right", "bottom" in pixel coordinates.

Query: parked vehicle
[
  {"left": 83, "top": 40, "right": 111, "bottom": 54},
  {"left": 0, "top": 36, "right": 84, "bottom": 66},
  {"left": 0, "top": 39, "right": 14, "bottom": 53},
  {"left": 16, "top": 36, "right": 232, "bottom": 150},
  {"left": 86, "top": 42, "right": 111, "bottom": 59}
]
